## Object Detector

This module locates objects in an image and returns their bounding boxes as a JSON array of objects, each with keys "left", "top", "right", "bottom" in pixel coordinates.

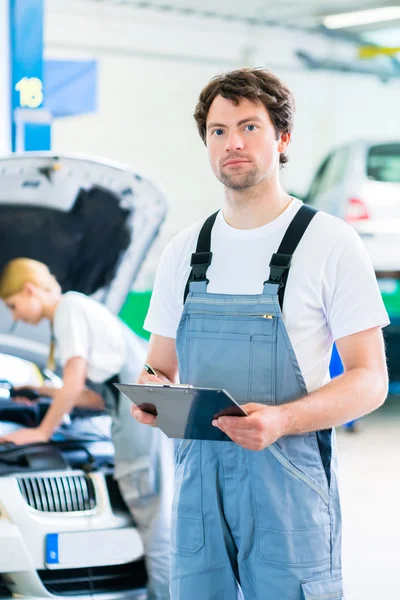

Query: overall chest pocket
[{"left": 187, "top": 314, "right": 276, "bottom": 405}]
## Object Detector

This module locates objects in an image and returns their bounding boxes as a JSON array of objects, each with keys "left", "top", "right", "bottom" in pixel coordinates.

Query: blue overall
[{"left": 171, "top": 206, "right": 344, "bottom": 600}]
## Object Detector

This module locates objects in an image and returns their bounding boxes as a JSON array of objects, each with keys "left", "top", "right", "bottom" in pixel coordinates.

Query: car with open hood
[{"left": 0, "top": 153, "right": 168, "bottom": 600}]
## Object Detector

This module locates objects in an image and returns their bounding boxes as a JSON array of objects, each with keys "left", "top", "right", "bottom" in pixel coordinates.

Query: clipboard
[{"left": 114, "top": 383, "right": 248, "bottom": 442}]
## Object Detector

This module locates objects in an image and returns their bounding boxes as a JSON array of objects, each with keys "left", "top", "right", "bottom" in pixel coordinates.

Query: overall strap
[
  {"left": 183, "top": 211, "right": 219, "bottom": 304},
  {"left": 265, "top": 204, "right": 318, "bottom": 310}
]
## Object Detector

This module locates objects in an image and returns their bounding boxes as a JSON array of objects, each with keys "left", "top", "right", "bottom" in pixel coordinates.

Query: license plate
[
  {"left": 45, "top": 528, "right": 143, "bottom": 569},
  {"left": 46, "top": 533, "right": 59, "bottom": 564}
]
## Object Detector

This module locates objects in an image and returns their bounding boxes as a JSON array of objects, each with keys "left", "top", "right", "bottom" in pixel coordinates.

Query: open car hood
[{"left": 0, "top": 153, "right": 167, "bottom": 366}]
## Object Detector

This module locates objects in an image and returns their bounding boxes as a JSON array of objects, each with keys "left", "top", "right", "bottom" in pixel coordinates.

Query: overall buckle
[
  {"left": 265, "top": 253, "right": 292, "bottom": 285},
  {"left": 190, "top": 251, "right": 213, "bottom": 281}
]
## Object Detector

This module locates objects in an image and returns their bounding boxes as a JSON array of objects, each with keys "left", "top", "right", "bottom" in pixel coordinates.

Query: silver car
[
  {"left": 306, "top": 140, "right": 400, "bottom": 273},
  {"left": 306, "top": 141, "right": 400, "bottom": 393}
]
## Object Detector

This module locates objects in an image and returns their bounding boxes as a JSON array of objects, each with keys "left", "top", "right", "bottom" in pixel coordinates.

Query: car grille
[
  {"left": 37, "top": 559, "right": 147, "bottom": 596},
  {"left": 17, "top": 474, "right": 96, "bottom": 512}
]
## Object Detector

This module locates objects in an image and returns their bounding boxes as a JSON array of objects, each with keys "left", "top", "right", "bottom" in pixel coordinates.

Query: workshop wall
[{"left": 45, "top": 0, "right": 400, "bottom": 263}]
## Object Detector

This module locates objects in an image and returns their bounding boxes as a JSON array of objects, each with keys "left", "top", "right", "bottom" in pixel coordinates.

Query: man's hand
[
  {"left": 131, "top": 335, "right": 179, "bottom": 428},
  {"left": 130, "top": 374, "right": 163, "bottom": 426},
  {"left": 212, "top": 403, "right": 286, "bottom": 451},
  {"left": 0, "top": 427, "right": 49, "bottom": 446},
  {"left": 137, "top": 372, "right": 166, "bottom": 385}
]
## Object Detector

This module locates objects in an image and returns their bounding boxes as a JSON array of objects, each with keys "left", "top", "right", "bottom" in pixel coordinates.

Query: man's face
[{"left": 205, "top": 95, "right": 289, "bottom": 191}]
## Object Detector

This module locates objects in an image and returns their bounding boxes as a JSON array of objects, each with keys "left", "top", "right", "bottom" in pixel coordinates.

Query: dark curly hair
[{"left": 194, "top": 68, "right": 295, "bottom": 166}]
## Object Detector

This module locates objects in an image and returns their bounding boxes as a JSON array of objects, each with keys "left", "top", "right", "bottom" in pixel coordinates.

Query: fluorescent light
[{"left": 323, "top": 6, "right": 400, "bottom": 29}]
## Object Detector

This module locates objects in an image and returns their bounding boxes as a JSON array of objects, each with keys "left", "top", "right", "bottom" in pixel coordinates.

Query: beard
[{"left": 217, "top": 164, "right": 261, "bottom": 191}]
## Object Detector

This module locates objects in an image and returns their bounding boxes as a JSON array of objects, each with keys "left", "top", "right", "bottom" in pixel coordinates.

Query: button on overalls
[{"left": 172, "top": 206, "right": 344, "bottom": 600}]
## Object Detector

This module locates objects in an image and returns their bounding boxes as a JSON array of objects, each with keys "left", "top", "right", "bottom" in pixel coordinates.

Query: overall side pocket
[
  {"left": 301, "top": 575, "right": 344, "bottom": 599},
  {"left": 171, "top": 440, "right": 204, "bottom": 554},
  {"left": 268, "top": 442, "right": 329, "bottom": 506},
  {"left": 251, "top": 444, "right": 331, "bottom": 567}
]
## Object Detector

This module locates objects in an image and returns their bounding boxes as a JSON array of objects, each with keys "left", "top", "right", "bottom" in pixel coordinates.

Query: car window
[
  {"left": 367, "top": 143, "right": 400, "bottom": 183},
  {"left": 306, "top": 156, "right": 330, "bottom": 205},
  {"left": 307, "top": 148, "right": 349, "bottom": 207}
]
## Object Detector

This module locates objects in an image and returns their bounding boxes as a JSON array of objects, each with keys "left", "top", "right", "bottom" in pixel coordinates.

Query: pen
[{"left": 144, "top": 363, "right": 157, "bottom": 376}]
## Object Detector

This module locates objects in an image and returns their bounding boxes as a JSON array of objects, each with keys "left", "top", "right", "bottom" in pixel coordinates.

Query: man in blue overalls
[{"left": 131, "top": 68, "right": 389, "bottom": 599}]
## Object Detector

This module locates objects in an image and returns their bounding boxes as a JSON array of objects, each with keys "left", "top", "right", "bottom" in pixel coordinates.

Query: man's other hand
[{"left": 212, "top": 403, "right": 286, "bottom": 450}]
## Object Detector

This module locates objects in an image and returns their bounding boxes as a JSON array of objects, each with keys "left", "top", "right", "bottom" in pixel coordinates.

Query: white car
[
  {"left": 306, "top": 140, "right": 400, "bottom": 273},
  {"left": 305, "top": 141, "right": 400, "bottom": 394},
  {"left": 0, "top": 153, "right": 168, "bottom": 600}
]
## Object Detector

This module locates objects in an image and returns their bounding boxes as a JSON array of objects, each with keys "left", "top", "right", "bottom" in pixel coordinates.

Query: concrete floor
[{"left": 337, "top": 396, "right": 400, "bottom": 599}]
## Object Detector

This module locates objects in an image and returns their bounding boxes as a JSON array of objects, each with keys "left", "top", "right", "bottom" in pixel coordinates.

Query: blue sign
[
  {"left": 9, "top": 0, "right": 50, "bottom": 151},
  {"left": 44, "top": 60, "right": 98, "bottom": 118}
]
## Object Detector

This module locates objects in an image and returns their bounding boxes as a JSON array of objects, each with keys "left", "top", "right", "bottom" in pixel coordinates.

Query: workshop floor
[{"left": 338, "top": 396, "right": 400, "bottom": 599}]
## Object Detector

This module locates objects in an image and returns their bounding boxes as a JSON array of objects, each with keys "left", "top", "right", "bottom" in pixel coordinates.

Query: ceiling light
[{"left": 323, "top": 6, "right": 400, "bottom": 29}]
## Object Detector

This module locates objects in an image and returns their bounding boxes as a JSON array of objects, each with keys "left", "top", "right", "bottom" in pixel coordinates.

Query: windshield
[{"left": 367, "top": 143, "right": 400, "bottom": 183}]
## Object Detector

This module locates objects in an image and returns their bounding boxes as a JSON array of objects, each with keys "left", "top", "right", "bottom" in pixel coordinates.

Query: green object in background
[
  {"left": 378, "top": 278, "right": 400, "bottom": 320},
  {"left": 119, "top": 291, "right": 152, "bottom": 340},
  {"left": 120, "top": 278, "right": 400, "bottom": 340}
]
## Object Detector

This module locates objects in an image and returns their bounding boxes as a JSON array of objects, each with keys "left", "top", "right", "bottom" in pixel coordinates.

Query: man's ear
[{"left": 278, "top": 131, "right": 291, "bottom": 153}]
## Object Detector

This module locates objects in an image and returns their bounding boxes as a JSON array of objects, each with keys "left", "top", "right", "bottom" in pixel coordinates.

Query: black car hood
[
  {"left": 0, "top": 438, "right": 115, "bottom": 475},
  {"left": 0, "top": 185, "right": 131, "bottom": 296}
]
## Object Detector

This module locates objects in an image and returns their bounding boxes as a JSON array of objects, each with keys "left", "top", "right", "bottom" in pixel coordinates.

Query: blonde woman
[{"left": 0, "top": 258, "right": 173, "bottom": 600}]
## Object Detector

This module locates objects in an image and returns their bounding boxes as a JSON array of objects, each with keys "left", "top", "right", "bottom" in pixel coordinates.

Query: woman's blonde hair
[
  {"left": 0, "top": 258, "right": 62, "bottom": 370},
  {"left": 0, "top": 258, "right": 61, "bottom": 300}
]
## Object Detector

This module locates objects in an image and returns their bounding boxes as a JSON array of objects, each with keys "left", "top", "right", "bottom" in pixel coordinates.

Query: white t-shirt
[
  {"left": 53, "top": 292, "right": 141, "bottom": 383},
  {"left": 144, "top": 199, "right": 389, "bottom": 393}
]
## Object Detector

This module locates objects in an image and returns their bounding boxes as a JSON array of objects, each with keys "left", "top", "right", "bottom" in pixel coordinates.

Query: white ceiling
[{"left": 96, "top": 0, "right": 400, "bottom": 37}]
